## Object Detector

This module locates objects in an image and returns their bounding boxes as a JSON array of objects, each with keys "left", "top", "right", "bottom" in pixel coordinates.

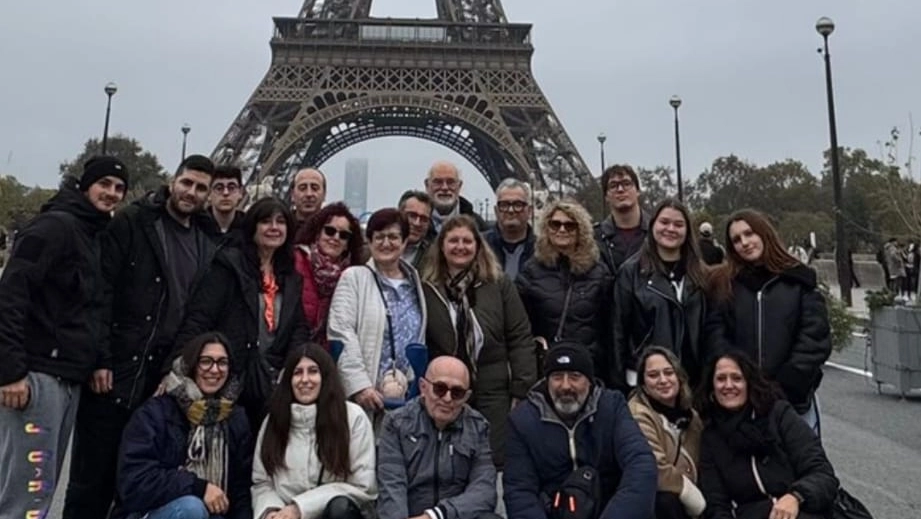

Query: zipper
[
  {"left": 646, "top": 282, "right": 686, "bottom": 353},
  {"left": 434, "top": 430, "right": 442, "bottom": 504},
  {"left": 755, "top": 277, "right": 779, "bottom": 367},
  {"left": 127, "top": 289, "right": 166, "bottom": 406}
]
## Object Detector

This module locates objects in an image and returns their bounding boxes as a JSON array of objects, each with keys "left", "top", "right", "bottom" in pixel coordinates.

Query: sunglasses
[
  {"left": 423, "top": 377, "right": 470, "bottom": 401},
  {"left": 322, "top": 225, "right": 352, "bottom": 241},
  {"left": 548, "top": 220, "right": 578, "bottom": 233}
]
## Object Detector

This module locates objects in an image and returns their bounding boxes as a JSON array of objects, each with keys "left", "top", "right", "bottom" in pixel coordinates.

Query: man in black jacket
[
  {"left": 0, "top": 156, "right": 128, "bottom": 519},
  {"left": 594, "top": 165, "right": 648, "bottom": 274},
  {"left": 484, "top": 178, "right": 535, "bottom": 281},
  {"left": 201, "top": 164, "right": 245, "bottom": 246},
  {"left": 63, "top": 155, "right": 216, "bottom": 519},
  {"left": 424, "top": 161, "right": 488, "bottom": 241}
]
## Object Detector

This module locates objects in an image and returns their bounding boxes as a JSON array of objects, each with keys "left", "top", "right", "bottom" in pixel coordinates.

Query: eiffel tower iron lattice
[{"left": 213, "top": 0, "right": 592, "bottom": 198}]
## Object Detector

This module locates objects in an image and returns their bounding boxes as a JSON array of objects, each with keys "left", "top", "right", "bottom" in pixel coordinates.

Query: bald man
[
  {"left": 291, "top": 168, "right": 327, "bottom": 235},
  {"left": 424, "top": 161, "right": 488, "bottom": 240},
  {"left": 377, "top": 357, "right": 501, "bottom": 519}
]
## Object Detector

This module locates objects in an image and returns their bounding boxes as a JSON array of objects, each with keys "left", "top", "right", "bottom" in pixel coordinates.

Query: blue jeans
[{"left": 126, "top": 495, "right": 224, "bottom": 519}]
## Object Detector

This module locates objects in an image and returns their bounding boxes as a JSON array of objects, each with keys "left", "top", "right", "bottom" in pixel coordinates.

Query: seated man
[
  {"left": 504, "top": 343, "right": 657, "bottom": 519},
  {"left": 377, "top": 356, "right": 501, "bottom": 519}
]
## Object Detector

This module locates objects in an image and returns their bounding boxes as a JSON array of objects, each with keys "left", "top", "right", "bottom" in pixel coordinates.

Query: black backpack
[{"left": 550, "top": 465, "right": 602, "bottom": 519}]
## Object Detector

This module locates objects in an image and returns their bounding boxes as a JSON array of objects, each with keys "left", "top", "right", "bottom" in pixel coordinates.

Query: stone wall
[{"left": 813, "top": 258, "right": 886, "bottom": 289}]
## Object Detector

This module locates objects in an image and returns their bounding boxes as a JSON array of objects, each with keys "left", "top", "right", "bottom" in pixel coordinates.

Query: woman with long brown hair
[
  {"left": 705, "top": 209, "right": 831, "bottom": 435},
  {"left": 613, "top": 198, "right": 710, "bottom": 389},
  {"left": 293, "top": 202, "right": 364, "bottom": 349},
  {"left": 252, "top": 344, "right": 376, "bottom": 519}
]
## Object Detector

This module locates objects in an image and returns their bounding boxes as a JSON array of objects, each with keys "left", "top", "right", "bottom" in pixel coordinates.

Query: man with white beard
[
  {"left": 423, "top": 161, "right": 487, "bottom": 241},
  {"left": 503, "top": 343, "right": 657, "bottom": 519}
]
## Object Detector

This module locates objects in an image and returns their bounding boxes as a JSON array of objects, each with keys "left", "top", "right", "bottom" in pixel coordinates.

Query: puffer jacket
[
  {"left": 251, "top": 401, "right": 377, "bottom": 519},
  {"left": 101, "top": 186, "right": 217, "bottom": 409},
  {"left": 376, "top": 398, "right": 497, "bottom": 519},
  {"left": 0, "top": 179, "right": 112, "bottom": 386},
  {"left": 705, "top": 265, "right": 831, "bottom": 411},
  {"left": 516, "top": 256, "right": 614, "bottom": 387},
  {"left": 613, "top": 254, "right": 708, "bottom": 388},
  {"left": 699, "top": 400, "right": 839, "bottom": 519},
  {"left": 503, "top": 381, "right": 657, "bottom": 519}
]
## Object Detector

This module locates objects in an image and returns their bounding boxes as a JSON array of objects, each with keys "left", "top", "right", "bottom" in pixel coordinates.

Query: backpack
[{"left": 550, "top": 465, "right": 602, "bottom": 519}]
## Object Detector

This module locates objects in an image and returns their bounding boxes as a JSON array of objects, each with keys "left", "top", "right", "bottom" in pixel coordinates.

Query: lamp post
[
  {"left": 597, "top": 133, "right": 607, "bottom": 173},
  {"left": 816, "top": 17, "right": 851, "bottom": 306},
  {"left": 669, "top": 95, "right": 683, "bottom": 201},
  {"left": 101, "top": 82, "right": 118, "bottom": 154},
  {"left": 181, "top": 124, "right": 191, "bottom": 161}
]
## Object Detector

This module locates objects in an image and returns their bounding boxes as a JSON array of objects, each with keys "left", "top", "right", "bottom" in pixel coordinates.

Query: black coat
[
  {"left": 698, "top": 238, "right": 724, "bottom": 266},
  {"left": 613, "top": 254, "right": 707, "bottom": 387},
  {"left": 705, "top": 266, "right": 831, "bottom": 410},
  {"left": 175, "top": 247, "right": 309, "bottom": 421},
  {"left": 200, "top": 209, "right": 246, "bottom": 249},
  {"left": 101, "top": 187, "right": 217, "bottom": 409},
  {"left": 516, "top": 257, "right": 615, "bottom": 386},
  {"left": 0, "top": 181, "right": 112, "bottom": 385},
  {"left": 113, "top": 395, "right": 253, "bottom": 519},
  {"left": 593, "top": 213, "right": 649, "bottom": 275},
  {"left": 699, "top": 400, "right": 838, "bottom": 519}
]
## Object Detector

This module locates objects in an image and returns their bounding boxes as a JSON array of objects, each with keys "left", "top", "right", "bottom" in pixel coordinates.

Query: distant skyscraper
[{"left": 344, "top": 158, "right": 369, "bottom": 215}]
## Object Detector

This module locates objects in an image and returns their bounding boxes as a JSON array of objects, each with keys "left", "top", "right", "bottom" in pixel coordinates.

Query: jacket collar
[
  {"left": 526, "top": 379, "right": 603, "bottom": 428},
  {"left": 599, "top": 210, "right": 650, "bottom": 239}
]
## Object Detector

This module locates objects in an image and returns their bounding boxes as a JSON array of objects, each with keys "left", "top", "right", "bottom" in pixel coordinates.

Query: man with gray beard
[
  {"left": 423, "top": 161, "right": 487, "bottom": 241},
  {"left": 504, "top": 343, "right": 656, "bottom": 519}
]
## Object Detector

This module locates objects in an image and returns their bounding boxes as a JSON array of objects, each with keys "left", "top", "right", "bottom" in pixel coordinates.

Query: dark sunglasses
[
  {"left": 547, "top": 220, "right": 578, "bottom": 233},
  {"left": 424, "top": 377, "right": 470, "bottom": 401},
  {"left": 322, "top": 225, "right": 352, "bottom": 241}
]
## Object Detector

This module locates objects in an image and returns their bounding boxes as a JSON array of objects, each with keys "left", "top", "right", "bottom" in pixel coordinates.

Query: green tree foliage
[
  {"left": 0, "top": 175, "right": 56, "bottom": 231},
  {"left": 59, "top": 134, "right": 168, "bottom": 201}
]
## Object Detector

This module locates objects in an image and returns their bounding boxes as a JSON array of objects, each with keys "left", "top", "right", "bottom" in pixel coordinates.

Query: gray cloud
[{"left": 1, "top": 0, "right": 918, "bottom": 211}]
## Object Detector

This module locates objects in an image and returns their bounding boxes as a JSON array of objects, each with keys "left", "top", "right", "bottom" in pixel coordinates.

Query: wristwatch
[{"left": 791, "top": 490, "right": 805, "bottom": 505}]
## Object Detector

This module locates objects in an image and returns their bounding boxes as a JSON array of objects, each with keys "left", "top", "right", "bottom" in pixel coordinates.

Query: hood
[
  {"left": 525, "top": 378, "right": 603, "bottom": 426},
  {"left": 779, "top": 263, "right": 818, "bottom": 289},
  {"left": 41, "top": 178, "right": 112, "bottom": 232}
]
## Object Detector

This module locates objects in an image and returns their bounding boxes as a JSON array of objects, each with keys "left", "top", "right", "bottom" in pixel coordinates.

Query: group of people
[
  {"left": 0, "top": 154, "right": 850, "bottom": 519},
  {"left": 878, "top": 237, "right": 920, "bottom": 298}
]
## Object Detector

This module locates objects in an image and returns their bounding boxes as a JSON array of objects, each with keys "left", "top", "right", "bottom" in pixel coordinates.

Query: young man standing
[
  {"left": 202, "top": 164, "right": 245, "bottom": 245},
  {"left": 63, "top": 155, "right": 216, "bottom": 519},
  {"left": 0, "top": 156, "right": 128, "bottom": 519},
  {"left": 594, "top": 164, "right": 647, "bottom": 274}
]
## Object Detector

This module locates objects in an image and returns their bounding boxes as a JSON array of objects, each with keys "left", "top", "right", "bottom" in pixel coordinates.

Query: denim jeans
[{"left": 125, "top": 495, "right": 224, "bottom": 519}]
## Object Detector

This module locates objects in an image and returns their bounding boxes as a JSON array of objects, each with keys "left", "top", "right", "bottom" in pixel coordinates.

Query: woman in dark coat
[
  {"left": 421, "top": 214, "right": 535, "bottom": 467},
  {"left": 516, "top": 200, "right": 615, "bottom": 387},
  {"left": 697, "top": 351, "right": 838, "bottom": 519},
  {"left": 176, "top": 197, "right": 309, "bottom": 427},
  {"left": 114, "top": 332, "right": 252, "bottom": 519},
  {"left": 614, "top": 198, "right": 710, "bottom": 389},
  {"left": 706, "top": 209, "right": 831, "bottom": 434}
]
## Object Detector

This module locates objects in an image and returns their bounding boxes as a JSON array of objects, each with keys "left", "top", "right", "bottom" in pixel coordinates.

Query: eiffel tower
[{"left": 214, "top": 0, "right": 591, "bottom": 196}]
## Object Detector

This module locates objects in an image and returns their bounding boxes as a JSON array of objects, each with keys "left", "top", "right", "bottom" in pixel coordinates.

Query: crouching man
[
  {"left": 504, "top": 343, "right": 658, "bottom": 519},
  {"left": 377, "top": 356, "right": 501, "bottom": 519}
]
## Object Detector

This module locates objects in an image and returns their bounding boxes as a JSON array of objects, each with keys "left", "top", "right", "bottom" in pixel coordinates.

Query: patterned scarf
[
  {"left": 262, "top": 270, "right": 279, "bottom": 332},
  {"left": 164, "top": 358, "right": 242, "bottom": 492},
  {"left": 445, "top": 267, "right": 478, "bottom": 379},
  {"left": 310, "top": 245, "right": 349, "bottom": 299}
]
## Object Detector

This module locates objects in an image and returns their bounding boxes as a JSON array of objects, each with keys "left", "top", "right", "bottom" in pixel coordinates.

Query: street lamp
[
  {"left": 597, "top": 133, "right": 607, "bottom": 173},
  {"left": 181, "top": 123, "right": 191, "bottom": 161},
  {"left": 816, "top": 16, "right": 851, "bottom": 306},
  {"left": 101, "top": 82, "right": 118, "bottom": 154},
  {"left": 669, "top": 95, "right": 683, "bottom": 201}
]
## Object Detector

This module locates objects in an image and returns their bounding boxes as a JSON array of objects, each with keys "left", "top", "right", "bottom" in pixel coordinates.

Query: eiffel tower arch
[{"left": 214, "top": 0, "right": 592, "bottom": 197}]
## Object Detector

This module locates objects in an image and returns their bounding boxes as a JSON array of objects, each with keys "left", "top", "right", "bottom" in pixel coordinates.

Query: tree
[
  {"left": 59, "top": 134, "right": 168, "bottom": 200},
  {"left": 636, "top": 166, "right": 677, "bottom": 213},
  {"left": 0, "top": 175, "right": 55, "bottom": 231}
]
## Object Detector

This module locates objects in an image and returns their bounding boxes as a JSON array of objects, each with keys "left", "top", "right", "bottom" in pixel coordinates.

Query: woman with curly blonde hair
[{"left": 516, "top": 200, "right": 615, "bottom": 387}]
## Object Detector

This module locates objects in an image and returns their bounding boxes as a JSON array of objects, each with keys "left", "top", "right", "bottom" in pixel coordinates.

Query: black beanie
[
  {"left": 80, "top": 156, "right": 129, "bottom": 191},
  {"left": 543, "top": 342, "right": 594, "bottom": 380}
]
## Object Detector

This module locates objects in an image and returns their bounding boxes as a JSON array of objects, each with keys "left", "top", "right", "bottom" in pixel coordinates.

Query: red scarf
[{"left": 262, "top": 271, "right": 279, "bottom": 332}]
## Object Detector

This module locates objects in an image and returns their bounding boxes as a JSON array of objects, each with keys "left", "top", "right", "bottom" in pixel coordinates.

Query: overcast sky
[{"left": 1, "top": 0, "right": 919, "bottom": 211}]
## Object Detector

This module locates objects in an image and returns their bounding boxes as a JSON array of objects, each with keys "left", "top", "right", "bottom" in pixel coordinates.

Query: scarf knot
[
  {"left": 445, "top": 268, "right": 478, "bottom": 380},
  {"left": 310, "top": 245, "right": 348, "bottom": 299}
]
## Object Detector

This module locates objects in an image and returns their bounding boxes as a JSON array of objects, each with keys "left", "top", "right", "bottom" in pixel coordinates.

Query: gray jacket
[{"left": 376, "top": 397, "right": 497, "bottom": 519}]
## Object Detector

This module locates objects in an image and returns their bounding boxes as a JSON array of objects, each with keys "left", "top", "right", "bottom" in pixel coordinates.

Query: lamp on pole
[
  {"left": 181, "top": 124, "right": 191, "bottom": 161},
  {"left": 597, "top": 133, "right": 607, "bottom": 173},
  {"left": 101, "top": 82, "right": 118, "bottom": 154},
  {"left": 816, "top": 16, "right": 851, "bottom": 306},
  {"left": 669, "top": 95, "right": 684, "bottom": 201}
]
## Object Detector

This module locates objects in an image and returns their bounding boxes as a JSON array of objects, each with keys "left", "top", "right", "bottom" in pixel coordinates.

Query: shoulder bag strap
[
  {"left": 553, "top": 285, "right": 574, "bottom": 343},
  {"left": 366, "top": 266, "right": 397, "bottom": 363}
]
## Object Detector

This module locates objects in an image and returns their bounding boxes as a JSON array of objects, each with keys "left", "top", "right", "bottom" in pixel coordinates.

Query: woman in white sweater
[
  {"left": 252, "top": 343, "right": 376, "bottom": 519},
  {"left": 328, "top": 208, "right": 427, "bottom": 414}
]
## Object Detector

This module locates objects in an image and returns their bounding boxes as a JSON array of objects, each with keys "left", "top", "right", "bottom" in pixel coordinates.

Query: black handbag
[{"left": 832, "top": 488, "right": 874, "bottom": 519}]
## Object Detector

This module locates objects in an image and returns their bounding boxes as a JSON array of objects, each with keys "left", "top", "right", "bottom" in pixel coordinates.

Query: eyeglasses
[
  {"left": 322, "top": 225, "right": 352, "bottom": 241},
  {"left": 428, "top": 178, "right": 459, "bottom": 189},
  {"left": 548, "top": 220, "right": 578, "bottom": 233},
  {"left": 212, "top": 182, "right": 240, "bottom": 194},
  {"left": 497, "top": 201, "right": 529, "bottom": 213},
  {"left": 372, "top": 232, "right": 403, "bottom": 244},
  {"left": 403, "top": 211, "right": 431, "bottom": 225},
  {"left": 423, "top": 377, "right": 470, "bottom": 401},
  {"left": 607, "top": 180, "right": 635, "bottom": 192},
  {"left": 197, "top": 356, "right": 230, "bottom": 371}
]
